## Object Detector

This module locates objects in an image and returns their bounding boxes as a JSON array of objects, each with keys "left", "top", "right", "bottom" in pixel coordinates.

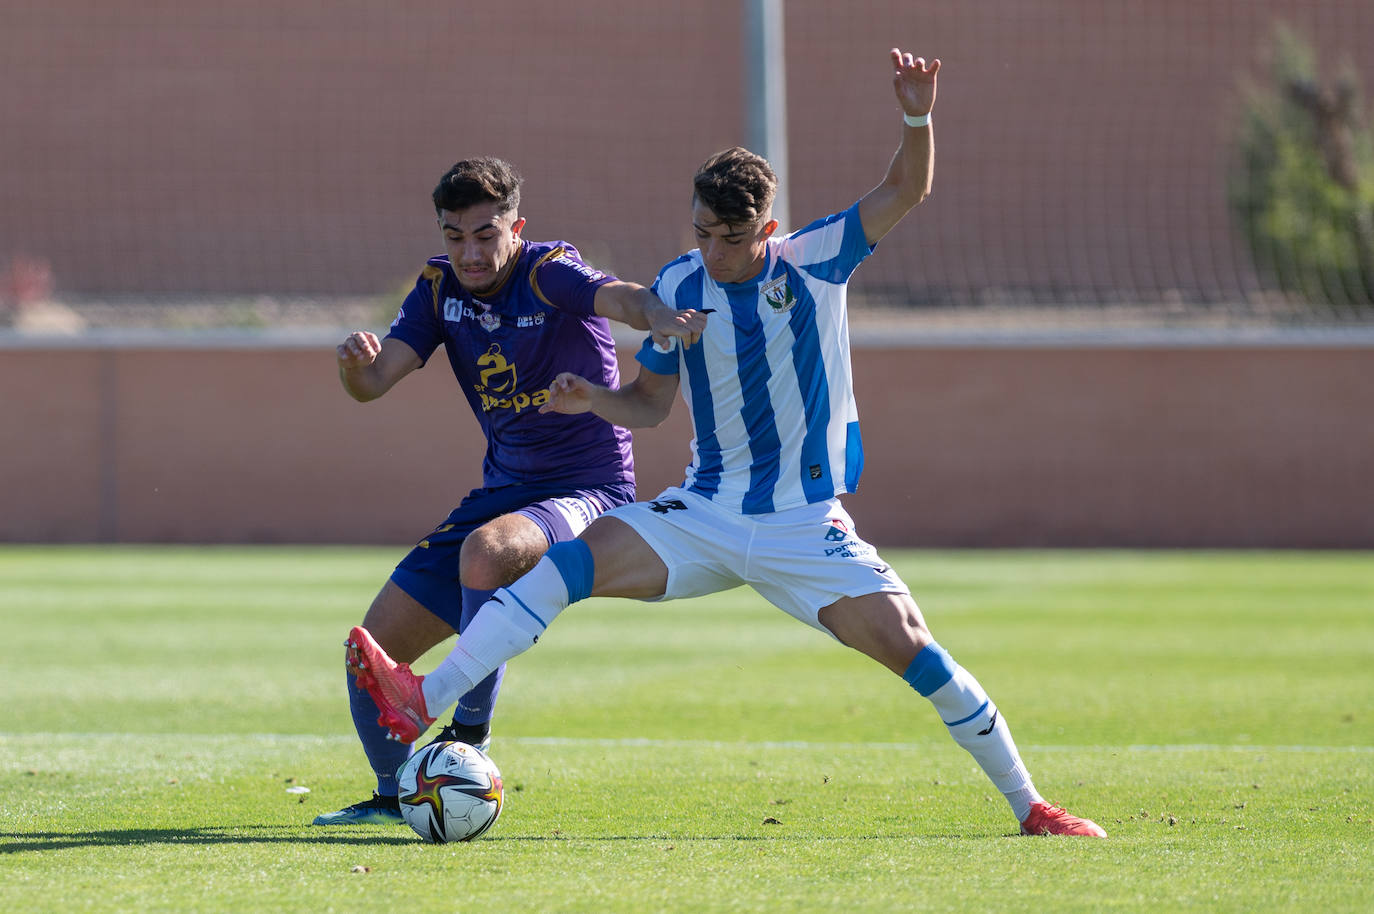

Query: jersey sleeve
[
  {"left": 778, "top": 200, "right": 875, "bottom": 284},
  {"left": 633, "top": 258, "right": 694, "bottom": 375},
  {"left": 634, "top": 335, "right": 680, "bottom": 375},
  {"left": 384, "top": 263, "right": 447, "bottom": 364},
  {"left": 528, "top": 244, "right": 617, "bottom": 316}
]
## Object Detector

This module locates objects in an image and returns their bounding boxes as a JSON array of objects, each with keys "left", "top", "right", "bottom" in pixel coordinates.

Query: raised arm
[
  {"left": 538, "top": 365, "right": 680, "bottom": 429},
  {"left": 593, "top": 280, "right": 708, "bottom": 350},
  {"left": 336, "top": 331, "right": 423, "bottom": 402},
  {"left": 858, "top": 48, "right": 940, "bottom": 246}
]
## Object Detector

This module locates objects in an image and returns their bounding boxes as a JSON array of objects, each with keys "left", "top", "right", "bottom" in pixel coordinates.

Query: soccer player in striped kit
[{"left": 348, "top": 50, "right": 1105, "bottom": 837}]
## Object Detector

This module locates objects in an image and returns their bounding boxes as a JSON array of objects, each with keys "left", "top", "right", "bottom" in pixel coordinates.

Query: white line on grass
[{"left": 3, "top": 732, "right": 1372, "bottom": 754}]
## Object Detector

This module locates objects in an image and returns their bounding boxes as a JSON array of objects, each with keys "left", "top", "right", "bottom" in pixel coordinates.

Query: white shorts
[{"left": 606, "top": 487, "right": 909, "bottom": 634}]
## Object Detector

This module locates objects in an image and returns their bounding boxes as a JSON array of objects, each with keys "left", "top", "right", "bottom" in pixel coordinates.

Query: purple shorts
[{"left": 390, "top": 480, "right": 633, "bottom": 628}]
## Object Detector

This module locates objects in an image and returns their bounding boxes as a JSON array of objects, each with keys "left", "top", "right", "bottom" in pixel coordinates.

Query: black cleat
[{"left": 429, "top": 720, "right": 492, "bottom": 753}]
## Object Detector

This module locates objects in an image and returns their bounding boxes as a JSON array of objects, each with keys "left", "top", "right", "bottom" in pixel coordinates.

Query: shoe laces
[
  {"left": 1025, "top": 802, "right": 1071, "bottom": 826},
  {"left": 355, "top": 792, "right": 399, "bottom": 811},
  {"left": 433, "top": 721, "right": 491, "bottom": 745}
]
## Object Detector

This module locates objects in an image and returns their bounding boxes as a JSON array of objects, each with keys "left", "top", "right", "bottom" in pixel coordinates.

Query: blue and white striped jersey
[{"left": 637, "top": 201, "right": 875, "bottom": 514}]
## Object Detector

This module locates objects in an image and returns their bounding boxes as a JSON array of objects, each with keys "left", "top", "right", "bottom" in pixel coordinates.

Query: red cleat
[
  {"left": 345, "top": 625, "right": 435, "bottom": 743},
  {"left": 1020, "top": 802, "right": 1107, "bottom": 837}
]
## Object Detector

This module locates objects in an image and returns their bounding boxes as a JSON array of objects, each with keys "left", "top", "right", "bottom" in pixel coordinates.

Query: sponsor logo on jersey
[
  {"left": 473, "top": 344, "right": 550, "bottom": 414},
  {"left": 475, "top": 388, "right": 550, "bottom": 414},
  {"left": 443, "top": 296, "right": 544, "bottom": 330},
  {"left": 551, "top": 252, "right": 605, "bottom": 283},
  {"left": 443, "top": 295, "right": 499, "bottom": 330},
  {"left": 477, "top": 344, "right": 517, "bottom": 394},
  {"left": 761, "top": 276, "right": 797, "bottom": 313}
]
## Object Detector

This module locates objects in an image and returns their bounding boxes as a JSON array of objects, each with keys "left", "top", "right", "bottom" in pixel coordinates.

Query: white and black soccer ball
[{"left": 397, "top": 741, "right": 504, "bottom": 843}]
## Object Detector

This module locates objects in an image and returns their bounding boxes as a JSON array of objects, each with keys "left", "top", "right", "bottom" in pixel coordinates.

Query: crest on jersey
[
  {"left": 761, "top": 276, "right": 796, "bottom": 313},
  {"left": 443, "top": 296, "right": 502, "bottom": 332}
]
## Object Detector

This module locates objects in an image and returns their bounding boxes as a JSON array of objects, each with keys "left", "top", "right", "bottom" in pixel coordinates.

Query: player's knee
[
  {"left": 460, "top": 521, "right": 547, "bottom": 589},
  {"left": 819, "top": 592, "right": 932, "bottom": 675},
  {"left": 459, "top": 552, "right": 511, "bottom": 590},
  {"left": 899, "top": 596, "right": 933, "bottom": 641}
]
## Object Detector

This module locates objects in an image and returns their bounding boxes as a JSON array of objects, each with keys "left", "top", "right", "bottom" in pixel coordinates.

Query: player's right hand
[
  {"left": 891, "top": 47, "right": 939, "bottom": 117},
  {"left": 337, "top": 330, "right": 381, "bottom": 369},
  {"left": 649, "top": 306, "right": 710, "bottom": 351}
]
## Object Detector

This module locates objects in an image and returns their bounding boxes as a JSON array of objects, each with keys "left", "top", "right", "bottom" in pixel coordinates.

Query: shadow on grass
[
  {"left": 3, "top": 827, "right": 990, "bottom": 853},
  {"left": 1, "top": 825, "right": 418, "bottom": 853}
]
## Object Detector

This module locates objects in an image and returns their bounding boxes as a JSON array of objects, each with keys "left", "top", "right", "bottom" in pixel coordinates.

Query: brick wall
[{"left": 6, "top": 340, "right": 1371, "bottom": 547}]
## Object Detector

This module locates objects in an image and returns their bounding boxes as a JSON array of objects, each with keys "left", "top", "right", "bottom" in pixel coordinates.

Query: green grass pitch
[{"left": 2, "top": 546, "right": 1371, "bottom": 912}]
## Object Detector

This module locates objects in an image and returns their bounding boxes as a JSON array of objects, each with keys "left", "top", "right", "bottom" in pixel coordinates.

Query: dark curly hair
[
  {"left": 692, "top": 147, "right": 778, "bottom": 226},
  {"left": 432, "top": 157, "right": 523, "bottom": 215}
]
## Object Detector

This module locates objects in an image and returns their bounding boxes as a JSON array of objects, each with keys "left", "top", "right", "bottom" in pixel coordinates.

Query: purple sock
[{"left": 346, "top": 668, "right": 411, "bottom": 796}]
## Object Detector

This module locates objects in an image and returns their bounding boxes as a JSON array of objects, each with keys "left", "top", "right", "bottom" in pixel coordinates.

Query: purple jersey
[{"left": 386, "top": 240, "right": 634, "bottom": 489}]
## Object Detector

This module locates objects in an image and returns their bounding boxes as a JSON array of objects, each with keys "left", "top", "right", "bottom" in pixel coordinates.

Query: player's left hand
[
  {"left": 891, "top": 48, "right": 939, "bottom": 117},
  {"left": 649, "top": 306, "right": 709, "bottom": 351},
  {"left": 541, "top": 371, "right": 598, "bottom": 415}
]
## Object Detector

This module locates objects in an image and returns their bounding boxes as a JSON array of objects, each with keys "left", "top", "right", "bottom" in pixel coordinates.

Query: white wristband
[{"left": 903, "top": 112, "right": 931, "bottom": 128}]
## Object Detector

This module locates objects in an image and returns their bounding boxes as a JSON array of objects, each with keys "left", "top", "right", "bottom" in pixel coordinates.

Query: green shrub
[{"left": 1230, "top": 25, "right": 1374, "bottom": 307}]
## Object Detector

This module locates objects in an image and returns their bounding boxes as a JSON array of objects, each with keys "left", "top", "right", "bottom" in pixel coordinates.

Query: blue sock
[
  {"left": 347, "top": 668, "right": 411, "bottom": 797},
  {"left": 452, "top": 586, "right": 504, "bottom": 727},
  {"left": 902, "top": 642, "right": 958, "bottom": 697},
  {"left": 545, "top": 539, "right": 595, "bottom": 603}
]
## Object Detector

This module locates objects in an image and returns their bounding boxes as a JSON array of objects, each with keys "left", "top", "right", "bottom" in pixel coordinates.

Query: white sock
[
  {"left": 422, "top": 558, "right": 573, "bottom": 713},
  {"left": 925, "top": 668, "right": 1044, "bottom": 821}
]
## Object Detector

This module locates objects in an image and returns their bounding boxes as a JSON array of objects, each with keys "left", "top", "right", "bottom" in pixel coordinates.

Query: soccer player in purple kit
[{"left": 313, "top": 157, "right": 706, "bottom": 825}]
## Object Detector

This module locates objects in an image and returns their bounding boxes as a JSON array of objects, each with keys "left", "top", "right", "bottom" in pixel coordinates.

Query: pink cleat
[
  {"left": 345, "top": 625, "right": 435, "bottom": 743},
  {"left": 1019, "top": 802, "right": 1107, "bottom": 837}
]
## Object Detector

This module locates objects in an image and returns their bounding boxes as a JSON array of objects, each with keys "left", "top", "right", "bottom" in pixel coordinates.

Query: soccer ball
[{"left": 397, "top": 741, "right": 504, "bottom": 842}]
